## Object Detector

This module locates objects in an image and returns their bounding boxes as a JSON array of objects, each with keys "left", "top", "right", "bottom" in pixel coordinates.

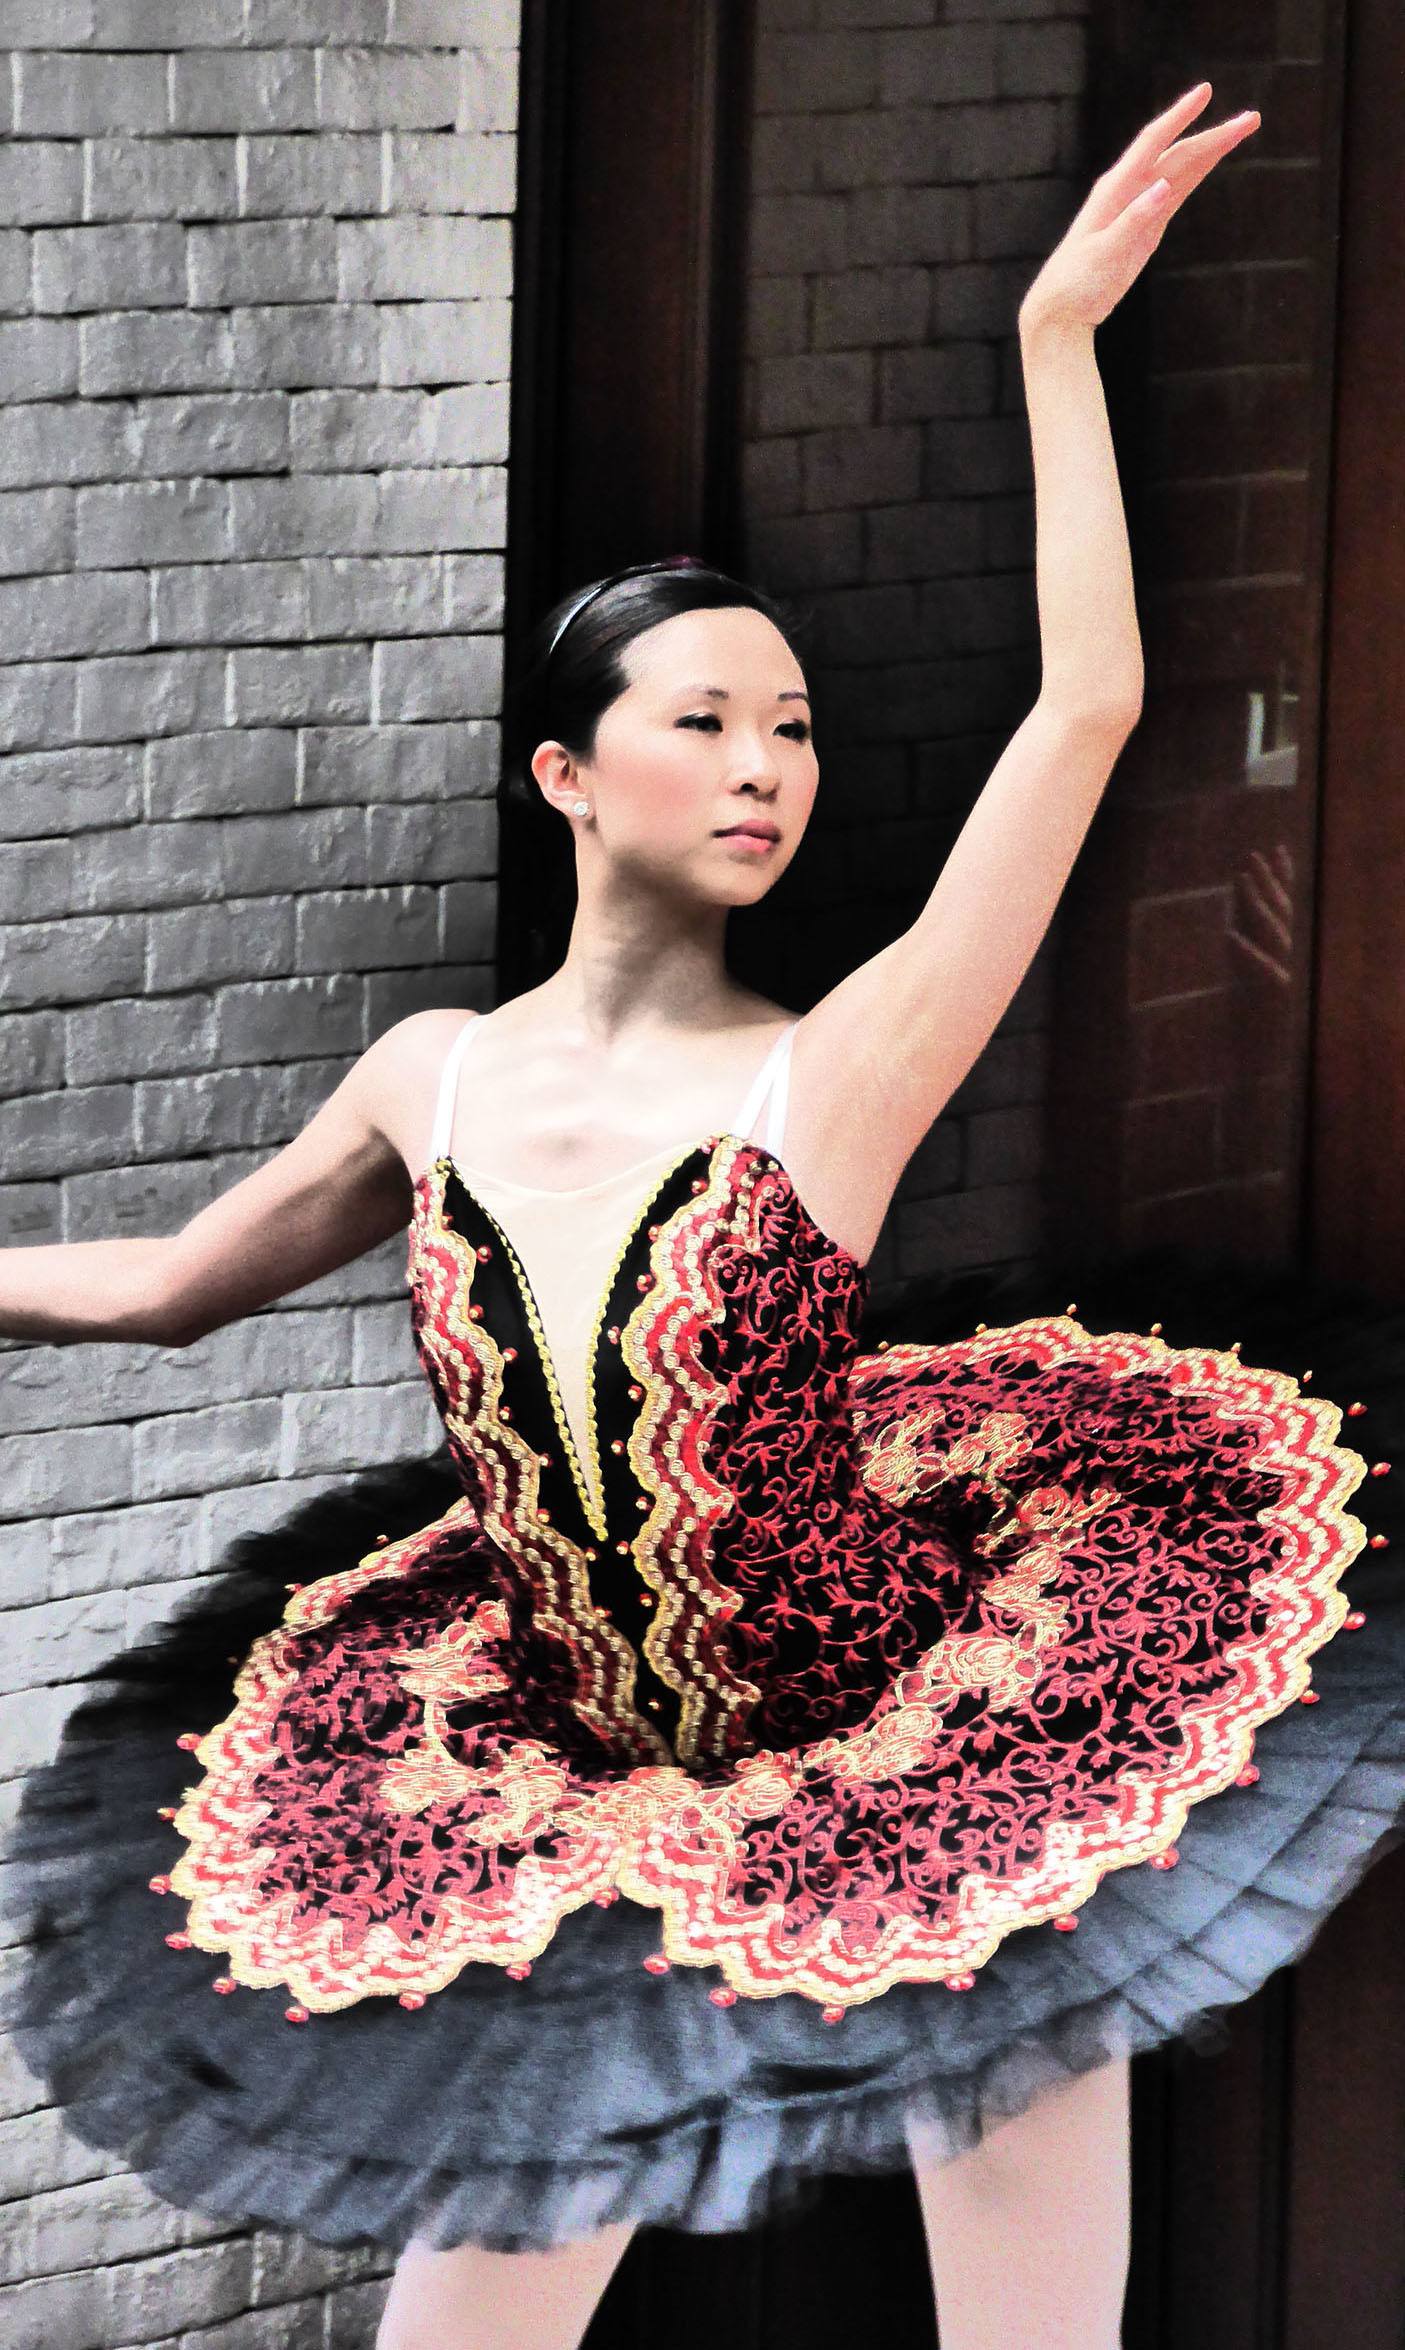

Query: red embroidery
[{"left": 167, "top": 1147, "right": 1372, "bottom": 2012}]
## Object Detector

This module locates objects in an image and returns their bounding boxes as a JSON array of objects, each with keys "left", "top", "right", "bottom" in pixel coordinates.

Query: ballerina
[{"left": 4, "top": 79, "right": 1403, "bottom": 2350}]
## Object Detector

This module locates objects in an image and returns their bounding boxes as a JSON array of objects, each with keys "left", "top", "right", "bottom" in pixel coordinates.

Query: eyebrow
[{"left": 675, "top": 685, "right": 812, "bottom": 706}]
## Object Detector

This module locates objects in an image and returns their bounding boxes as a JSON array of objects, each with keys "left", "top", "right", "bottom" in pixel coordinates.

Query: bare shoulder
[{"left": 357, "top": 1005, "right": 481, "bottom": 1175}]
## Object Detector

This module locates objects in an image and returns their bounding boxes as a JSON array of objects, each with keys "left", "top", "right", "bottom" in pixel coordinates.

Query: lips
[{"left": 716, "top": 821, "right": 780, "bottom": 842}]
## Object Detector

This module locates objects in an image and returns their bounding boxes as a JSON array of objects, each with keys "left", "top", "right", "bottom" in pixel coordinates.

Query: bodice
[{"left": 406, "top": 1131, "right": 882, "bottom": 1764}]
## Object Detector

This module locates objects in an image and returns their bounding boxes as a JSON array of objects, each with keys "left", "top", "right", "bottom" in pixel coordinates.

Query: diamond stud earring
[{"left": 572, "top": 800, "right": 590, "bottom": 817}]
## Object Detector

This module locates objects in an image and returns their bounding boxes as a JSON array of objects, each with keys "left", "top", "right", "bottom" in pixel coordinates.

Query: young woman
[{"left": 4, "top": 82, "right": 1403, "bottom": 2350}]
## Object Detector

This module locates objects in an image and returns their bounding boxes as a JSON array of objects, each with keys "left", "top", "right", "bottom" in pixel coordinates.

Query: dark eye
[
  {"left": 677, "top": 713, "right": 722, "bottom": 730},
  {"left": 779, "top": 721, "right": 811, "bottom": 742}
]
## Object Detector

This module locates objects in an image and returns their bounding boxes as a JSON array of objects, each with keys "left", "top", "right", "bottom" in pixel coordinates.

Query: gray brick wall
[
  {"left": 738, "top": 0, "right": 1093, "bottom": 1297},
  {"left": 0, "top": 4, "right": 518, "bottom": 2340}
]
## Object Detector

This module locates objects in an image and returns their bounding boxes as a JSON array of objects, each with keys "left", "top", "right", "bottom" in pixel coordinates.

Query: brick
[
  {"left": 879, "top": 342, "right": 999, "bottom": 421},
  {"left": 0, "top": 318, "right": 79, "bottom": 401},
  {"left": 230, "top": 301, "right": 381, "bottom": 389},
  {"left": 188, "top": 218, "right": 339, "bottom": 307},
  {"left": 351, "top": 1297, "right": 421, "bottom": 1385},
  {"left": 754, "top": 349, "right": 873, "bottom": 435},
  {"left": 84, "top": 136, "right": 238, "bottom": 222},
  {"left": 70, "top": 819, "right": 225, "bottom": 912},
  {"left": 297, "top": 718, "right": 491, "bottom": 805},
  {"left": 0, "top": 399, "right": 132, "bottom": 491},
  {"left": 317, "top": 47, "right": 461, "bottom": 131},
  {"left": 135, "top": 1057, "right": 346, "bottom": 1157},
  {"left": 2, "top": 1423, "right": 134, "bottom": 1518},
  {"left": 0, "top": 569, "right": 147, "bottom": 666},
  {"left": 152, "top": 559, "right": 309, "bottom": 648},
  {"left": 377, "top": 296, "right": 510, "bottom": 384},
  {"left": 218, "top": 807, "right": 365, "bottom": 897},
  {"left": 147, "top": 897, "right": 296, "bottom": 992},
  {"left": 386, "top": 130, "right": 516, "bottom": 214},
  {"left": 997, "top": 20, "right": 1086, "bottom": 98},
  {"left": 393, "top": 0, "right": 519, "bottom": 38},
  {"left": 374, "top": 465, "right": 506, "bottom": 550},
  {"left": 32, "top": 221, "right": 186, "bottom": 313},
  {"left": 847, "top": 183, "right": 972, "bottom": 266},
  {"left": 749, "top": 192, "right": 847, "bottom": 275},
  {"left": 0, "top": 140, "right": 83, "bottom": 228},
  {"left": 0, "top": 231, "right": 29, "bottom": 314},
  {"left": 129, "top": 1397, "right": 282, "bottom": 1497},
  {"left": 74, "top": 650, "right": 227, "bottom": 743},
  {"left": 169, "top": 50, "right": 319, "bottom": 135},
  {"left": 812, "top": 267, "right": 929, "bottom": 350},
  {"left": 244, "top": 0, "right": 390, "bottom": 34},
  {"left": 442, "top": 552, "right": 504, "bottom": 630},
  {"left": 0, "top": 1180, "right": 61, "bottom": 1246},
  {"left": 80, "top": 308, "right": 236, "bottom": 397},
  {"left": 0, "top": 1009, "right": 64, "bottom": 1098},
  {"left": 336, "top": 213, "right": 511, "bottom": 301},
  {"left": 240, "top": 133, "right": 383, "bottom": 221},
  {"left": 228, "top": 472, "right": 377, "bottom": 557},
  {"left": 61, "top": 1151, "right": 224, "bottom": 1241},
  {"left": 0, "top": 1586, "right": 130, "bottom": 1695},
  {"left": 229, "top": 643, "right": 373, "bottom": 726},
  {"left": 0, "top": 486, "right": 74, "bottom": 576},
  {"left": 373, "top": 631, "right": 501, "bottom": 721},
  {"left": 974, "top": 175, "right": 1072, "bottom": 260},
  {"left": 741, "top": 436, "right": 802, "bottom": 517},
  {"left": 104, "top": 2237, "right": 256, "bottom": 2341},
  {"left": 280, "top": 1380, "right": 438, "bottom": 1476},
  {"left": 439, "top": 876, "right": 495, "bottom": 961},
  {"left": 743, "top": 507, "right": 864, "bottom": 587},
  {"left": 146, "top": 727, "right": 297, "bottom": 818},
  {"left": 304, "top": 553, "right": 445, "bottom": 638},
  {"left": 754, "top": 30, "right": 880, "bottom": 112},
  {"left": 744, "top": 276, "right": 809, "bottom": 359},
  {"left": 0, "top": 661, "right": 78, "bottom": 755},
  {"left": 66, "top": 992, "right": 219, "bottom": 1086},
  {"left": 0, "top": 744, "right": 142, "bottom": 839},
  {"left": 215, "top": 973, "right": 363, "bottom": 1064},
  {"left": 457, "top": 47, "right": 518, "bottom": 132},
  {"left": 0, "top": 836, "right": 71, "bottom": 922},
  {"left": 800, "top": 422, "right": 922, "bottom": 509},
  {"left": 427, "top": 381, "right": 509, "bottom": 463},
  {"left": 14, "top": 52, "right": 168, "bottom": 137},
  {"left": 295, "top": 884, "right": 439, "bottom": 974},
  {"left": 130, "top": 389, "right": 290, "bottom": 476},
  {"left": 290, "top": 387, "right": 436, "bottom": 472},
  {"left": 75, "top": 477, "right": 229, "bottom": 570},
  {"left": 367, "top": 797, "right": 494, "bottom": 882},
  {"left": 877, "top": 24, "right": 998, "bottom": 106}
]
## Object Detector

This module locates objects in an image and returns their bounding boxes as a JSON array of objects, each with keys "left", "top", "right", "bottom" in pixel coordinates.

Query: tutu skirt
[{"left": 5, "top": 1244, "right": 1403, "bottom": 2254}]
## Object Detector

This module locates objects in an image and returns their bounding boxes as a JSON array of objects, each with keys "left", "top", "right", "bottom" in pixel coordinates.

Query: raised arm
[
  {"left": 792, "top": 83, "right": 1259, "bottom": 1191},
  {"left": 0, "top": 1010, "right": 457, "bottom": 1349}
]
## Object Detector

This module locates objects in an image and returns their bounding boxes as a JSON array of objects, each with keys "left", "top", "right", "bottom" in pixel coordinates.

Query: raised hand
[{"left": 1019, "top": 81, "right": 1261, "bottom": 337}]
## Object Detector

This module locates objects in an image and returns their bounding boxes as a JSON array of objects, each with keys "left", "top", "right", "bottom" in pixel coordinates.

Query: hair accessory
[{"left": 545, "top": 554, "right": 708, "bottom": 661}]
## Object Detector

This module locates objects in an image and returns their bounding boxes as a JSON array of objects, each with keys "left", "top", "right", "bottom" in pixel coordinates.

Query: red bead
[
  {"left": 1150, "top": 1848, "right": 1180, "bottom": 1869},
  {"left": 502, "top": 1345, "right": 517, "bottom": 1362},
  {"left": 165, "top": 1931, "right": 191, "bottom": 1950},
  {"left": 593, "top": 1887, "right": 620, "bottom": 1906},
  {"left": 284, "top": 1581, "right": 302, "bottom": 1592},
  {"left": 1369, "top": 1532, "right": 1389, "bottom": 1548},
  {"left": 1347, "top": 1401, "right": 1367, "bottom": 1415},
  {"left": 398, "top": 1991, "right": 426, "bottom": 2010},
  {"left": 647, "top": 1225, "right": 660, "bottom": 1239},
  {"left": 636, "top": 1273, "right": 652, "bottom": 1291},
  {"left": 691, "top": 1178, "right": 706, "bottom": 1193},
  {"left": 643, "top": 1953, "right": 671, "bottom": 1975},
  {"left": 476, "top": 1244, "right": 492, "bottom": 1261},
  {"left": 1345, "top": 1609, "right": 1366, "bottom": 1630},
  {"left": 1300, "top": 1689, "right": 1321, "bottom": 1705},
  {"left": 538, "top": 1452, "right": 551, "bottom": 1467},
  {"left": 500, "top": 1405, "right": 512, "bottom": 1420},
  {"left": 607, "top": 1326, "right": 621, "bottom": 1342},
  {"left": 176, "top": 1733, "right": 201, "bottom": 1751},
  {"left": 374, "top": 1533, "right": 390, "bottom": 1546},
  {"left": 284, "top": 2004, "right": 310, "bottom": 2025},
  {"left": 945, "top": 1972, "right": 976, "bottom": 1992},
  {"left": 468, "top": 1303, "right": 483, "bottom": 1320},
  {"left": 821, "top": 2004, "right": 847, "bottom": 2024},
  {"left": 536, "top": 1506, "right": 550, "bottom": 1522},
  {"left": 1235, "top": 1764, "right": 1260, "bottom": 1786},
  {"left": 611, "top": 1438, "right": 625, "bottom": 1453},
  {"left": 157, "top": 1805, "right": 176, "bottom": 1820},
  {"left": 628, "top": 1385, "right": 642, "bottom": 1401},
  {"left": 505, "top": 1961, "right": 532, "bottom": 1980},
  {"left": 1371, "top": 1460, "right": 1391, "bottom": 1475},
  {"left": 212, "top": 1975, "right": 236, "bottom": 1995},
  {"left": 616, "top": 1540, "right": 630, "bottom": 1554},
  {"left": 148, "top": 1874, "right": 171, "bottom": 1894},
  {"left": 709, "top": 1986, "right": 738, "bottom": 2008},
  {"left": 1053, "top": 1913, "right": 1079, "bottom": 1932}
]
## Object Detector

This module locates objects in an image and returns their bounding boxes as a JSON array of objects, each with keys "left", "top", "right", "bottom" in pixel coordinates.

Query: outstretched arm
[
  {"left": 0, "top": 1010, "right": 458, "bottom": 1348},
  {"left": 794, "top": 83, "right": 1260, "bottom": 1205}
]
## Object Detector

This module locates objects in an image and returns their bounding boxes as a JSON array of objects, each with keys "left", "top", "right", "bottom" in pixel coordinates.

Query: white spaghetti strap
[
  {"left": 762, "top": 1023, "right": 795, "bottom": 1157},
  {"left": 731, "top": 1018, "right": 800, "bottom": 1147},
  {"left": 427, "top": 1015, "right": 482, "bottom": 1166}
]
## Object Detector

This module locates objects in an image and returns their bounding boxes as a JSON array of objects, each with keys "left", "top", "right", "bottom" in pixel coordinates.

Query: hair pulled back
[{"left": 501, "top": 558, "right": 814, "bottom": 813}]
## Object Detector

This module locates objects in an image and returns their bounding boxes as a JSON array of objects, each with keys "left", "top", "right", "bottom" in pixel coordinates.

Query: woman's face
[{"left": 533, "top": 604, "right": 819, "bottom": 900}]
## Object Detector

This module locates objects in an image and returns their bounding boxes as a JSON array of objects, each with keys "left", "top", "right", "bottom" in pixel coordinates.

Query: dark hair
[{"left": 501, "top": 558, "right": 815, "bottom": 813}]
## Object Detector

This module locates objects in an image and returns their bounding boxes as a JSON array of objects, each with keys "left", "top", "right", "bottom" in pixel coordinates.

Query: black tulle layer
[{"left": 5, "top": 1243, "right": 1404, "bottom": 2254}]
